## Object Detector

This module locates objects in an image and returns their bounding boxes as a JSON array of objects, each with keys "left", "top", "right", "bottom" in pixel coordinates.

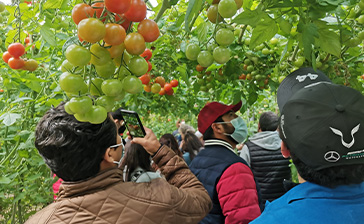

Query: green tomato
[
  {"left": 95, "top": 95, "right": 115, "bottom": 112},
  {"left": 359, "top": 1, "right": 364, "bottom": 11},
  {"left": 247, "top": 65, "right": 254, "bottom": 72},
  {"left": 65, "top": 44, "right": 91, "bottom": 67},
  {"left": 293, "top": 57, "right": 305, "bottom": 67},
  {"left": 89, "top": 78, "right": 104, "bottom": 96},
  {"left": 197, "top": 51, "right": 214, "bottom": 68},
  {"left": 61, "top": 60, "right": 82, "bottom": 73},
  {"left": 278, "top": 76, "right": 286, "bottom": 83},
  {"left": 84, "top": 105, "right": 108, "bottom": 124},
  {"left": 101, "top": 79, "right": 123, "bottom": 97},
  {"left": 64, "top": 102, "right": 75, "bottom": 115},
  {"left": 128, "top": 56, "right": 148, "bottom": 76},
  {"left": 358, "top": 31, "right": 364, "bottom": 41},
  {"left": 59, "top": 72, "right": 85, "bottom": 93},
  {"left": 0, "top": 2, "right": 5, "bottom": 12},
  {"left": 68, "top": 96, "right": 93, "bottom": 115},
  {"left": 118, "top": 66, "right": 131, "bottom": 80},
  {"left": 213, "top": 46, "right": 230, "bottom": 64},
  {"left": 262, "top": 48, "right": 270, "bottom": 55},
  {"left": 74, "top": 113, "right": 89, "bottom": 122},
  {"left": 90, "top": 44, "right": 112, "bottom": 66},
  {"left": 207, "top": 43, "right": 217, "bottom": 52},
  {"left": 185, "top": 43, "right": 200, "bottom": 60},
  {"left": 95, "top": 60, "right": 116, "bottom": 78},
  {"left": 151, "top": 83, "right": 161, "bottom": 94},
  {"left": 215, "top": 28, "right": 234, "bottom": 46},
  {"left": 218, "top": 0, "right": 237, "bottom": 18},
  {"left": 270, "top": 38, "right": 279, "bottom": 45},
  {"left": 358, "top": 15, "right": 364, "bottom": 24},
  {"left": 122, "top": 76, "right": 143, "bottom": 94}
]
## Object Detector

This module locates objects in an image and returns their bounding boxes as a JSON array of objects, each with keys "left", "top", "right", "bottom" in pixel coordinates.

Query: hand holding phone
[{"left": 119, "top": 109, "right": 146, "bottom": 138}]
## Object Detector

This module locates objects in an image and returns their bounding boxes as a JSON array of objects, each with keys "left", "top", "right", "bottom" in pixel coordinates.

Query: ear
[
  {"left": 281, "top": 141, "right": 291, "bottom": 158},
  {"left": 211, "top": 123, "right": 224, "bottom": 134},
  {"left": 103, "top": 148, "right": 114, "bottom": 163},
  {"left": 257, "top": 123, "right": 261, "bottom": 132}
]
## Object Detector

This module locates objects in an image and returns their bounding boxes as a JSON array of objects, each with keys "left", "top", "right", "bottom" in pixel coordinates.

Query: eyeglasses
[{"left": 110, "top": 136, "right": 124, "bottom": 149}]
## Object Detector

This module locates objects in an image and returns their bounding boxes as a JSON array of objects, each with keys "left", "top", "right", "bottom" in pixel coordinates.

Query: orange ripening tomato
[
  {"left": 104, "top": 23, "right": 126, "bottom": 46},
  {"left": 8, "top": 43, "right": 25, "bottom": 58},
  {"left": 107, "top": 44, "right": 125, "bottom": 58},
  {"left": 8, "top": 57, "right": 25, "bottom": 69},
  {"left": 147, "top": 60, "right": 152, "bottom": 72},
  {"left": 155, "top": 76, "right": 166, "bottom": 87},
  {"left": 105, "top": 0, "right": 131, "bottom": 14},
  {"left": 164, "top": 83, "right": 172, "bottom": 92},
  {"left": 138, "top": 19, "right": 160, "bottom": 42},
  {"left": 2, "top": 51, "right": 12, "bottom": 63},
  {"left": 23, "top": 59, "right": 38, "bottom": 71},
  {"left": 144, "top": 84, "right": 151, "bottom": 92},
  {"left": 124, "top": 0, "right": 147, "bottom": 22},
  {"left": 139, "top": 73, "right": 151, "bottom": 85},
  {"left": 91, "top": 2, "right": 107, "bottom": 20},
  {"left": 72, "top": 3, "right": 93, "bottom": 25},
  {"left": 159, "top": 87, "right": 165, "bottom": 96},
  {"left": 124, "top": 33, "right": 146, "bottom": 55}
]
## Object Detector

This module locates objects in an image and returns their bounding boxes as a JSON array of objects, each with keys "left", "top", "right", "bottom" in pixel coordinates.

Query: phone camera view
[{"left": 123, "top": 113, "right": 145, "bottom": 137}]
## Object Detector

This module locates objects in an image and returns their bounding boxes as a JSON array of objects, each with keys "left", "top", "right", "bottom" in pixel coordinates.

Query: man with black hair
[
  {"left": 189, "top": 101, "right": 263, "bottom": 224},
  {"left": 110, "top": 107, "right": 127, "bottom": 144},
  {"left": 240, "top": 111, "right": 291, "bottom": 203},
  {"left": 25, "top": 103, "right": 212, "bottom": 224},
  {"left": 252, "top": 78, "right": 364, "bottom": 222}
]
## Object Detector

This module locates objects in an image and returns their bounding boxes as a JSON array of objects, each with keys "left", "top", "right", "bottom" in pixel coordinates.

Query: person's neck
[
  {"left": 213, "top": 136, "right": 236, "bottom": 149},
  {"left": 298, "top": 173, "right": 306, "bottom": 184}
]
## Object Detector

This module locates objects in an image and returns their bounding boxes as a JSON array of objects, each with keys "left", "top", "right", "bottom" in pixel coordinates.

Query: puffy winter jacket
[{"left": 25, "top": 145, "right": 212, "bottom": 224}]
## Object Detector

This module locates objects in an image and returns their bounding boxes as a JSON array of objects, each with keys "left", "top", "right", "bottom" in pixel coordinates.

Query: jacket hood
[{"left": 248, "top": 131, "right": 281, "bottom": 150}]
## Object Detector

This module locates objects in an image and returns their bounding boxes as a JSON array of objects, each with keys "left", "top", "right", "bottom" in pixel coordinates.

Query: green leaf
[
  {"left": 250, "top": 18, "right": 278, "bottom": 49},
  {"left": 0, "top": 176, "right": 11, "bottom": 184},
  {"left": 301, "top": 23, "right": 318, "bottom": 60},
  {"left": 196, "top": 22, "right": 210, "bottom": 43},
  {"left": 232, "top": 9, "right": 267, "bottom": 27},
  {"left": 277, "top": 18, "right": 292, "bottom": 35},
  {"left": 185, "top": 0, "right": 203, "bottom": 32},
  {"left": 40, "top": 23, "right": 57, "bottom": 46},
  {"left": 11, "top": 97, "right": 33, "bottom": 104},
  {"left": 43, "top": 0, "right": 65, "bottom": 9},
  {"left": 177, "top": 64, "right": 190, "bottom": 86},
  {"left": 0, "top": 113, "right": 22, "bottom": 126},
  {"left": 316, "top": 29, "right": 341, "bottom": 58}
]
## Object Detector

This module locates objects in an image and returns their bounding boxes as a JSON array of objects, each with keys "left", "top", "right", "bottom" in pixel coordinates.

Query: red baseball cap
[{"left": 198, "top": 101, "right": 242, "bottom": 134}]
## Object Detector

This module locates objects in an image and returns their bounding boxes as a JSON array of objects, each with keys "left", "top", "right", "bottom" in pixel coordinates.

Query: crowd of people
[{"left": 26, "top": 67, "right": 364, "bottom": 224}]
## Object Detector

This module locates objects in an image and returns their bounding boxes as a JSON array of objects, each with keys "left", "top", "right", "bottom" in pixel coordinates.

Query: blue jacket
[
  {"left": 190, "top": 139, "right": 263, "bottom": 224},
  {"left": 251, "top": 181, "right": 364, "bottom": 224}
]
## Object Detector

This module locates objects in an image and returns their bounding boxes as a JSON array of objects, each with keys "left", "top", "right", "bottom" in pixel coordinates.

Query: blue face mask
[{"left": 217, "top": 117, "right": 248, "bottom": 143}]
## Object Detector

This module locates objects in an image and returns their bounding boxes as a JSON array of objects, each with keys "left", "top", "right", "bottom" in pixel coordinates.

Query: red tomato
[
  {"left": 170, "top": 79, "right": 179, "bottom": 87},
  {"left": 8, "top": 57, "right": 25, "bottom": 69},
  {"left": 24, "top": 37, "right": 30, "bottom": 44},
  {"left": 147, "top": 60, "right": 152, "bottom": 72},
  {"left": 137, "top": 19, "right": 160, "bottom": 42},
  {"left": 115, "top": 14, "right": 132, "bottom": 31},
  {"left": 124, "top": 33, "right": 146, "bottom": 55},
  {"left": 164, "top": 83, "right": 172, "bottom": 92},
  {"left": 139, "top": 73, "right": 151, "bottom": 85},
  {"left": 8, "top": 43, "right": 25, "bottom": 58},
  {"left": 105, "top": 0, "right": 131, "bottom": 14},
  {"left": 0, "top": 89, "right": 3, "bottom": 93},
  {"left": 166, "top": 88, "right": 174, "bottom": 95},
  {"left": 72, "top": 3, "right": 93, "bottom": 25},
  {"left": 140, "top": 48, "right": 152, "bottom": 60},
  {"left": 104, "top": 23, "right": 126, "bottom": 46},
  {"left": 124, "top": 0, "right": 147, "bottom": 22},
  {"left": 2, "top": 51, "right": 12, "bottom": 63}
]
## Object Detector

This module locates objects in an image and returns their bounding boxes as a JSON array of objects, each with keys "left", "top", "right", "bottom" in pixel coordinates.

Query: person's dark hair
[
  {"left": 259, "top": 112, "right": 279, "bottom": 131},
  {"left": 203, "top": 116, "right": 224, "bottom": 140},
  {"left": 110, "top": 107, "right": 126, "bottom": 134},
  {"left": 123, "top": 142, "right": 153, "bottom": 181},
  {"left": 159, "top": 133, "right": 183, "bottom": 158},
  {"left": 35, "top": 102, "right": 116, "bottom": 181},
  {"left": 278, "top": 127, "right": 364, "bottom": 188},
  {"left": 182, "top": 132, "right": 203, "bottom": 161}
]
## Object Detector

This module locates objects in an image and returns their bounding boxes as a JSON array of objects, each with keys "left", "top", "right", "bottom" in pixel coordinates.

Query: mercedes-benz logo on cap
[{"left": 324, "top": 151, "right": 340, "bottom": 163}]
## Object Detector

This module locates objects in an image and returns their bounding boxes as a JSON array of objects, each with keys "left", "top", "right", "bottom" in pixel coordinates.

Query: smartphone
[{"left": 119, "top": 109, "right": 146, "bottom": 138}]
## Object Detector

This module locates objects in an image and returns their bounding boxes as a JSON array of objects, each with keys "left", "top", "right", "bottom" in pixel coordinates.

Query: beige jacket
[{"left": 25, "top": 145, "right": 212, "bottom": 224}]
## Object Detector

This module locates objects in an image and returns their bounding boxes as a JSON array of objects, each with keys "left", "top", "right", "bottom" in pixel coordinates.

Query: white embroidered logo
[
  {"left": 324, "top": 151, "right": 340, "bottom": 162},
  {"left": 296, "top": 73, "right": 319, "bottom": 82},
  {"left": 330, "top": 124, "right": 360, "bottom": 148}
]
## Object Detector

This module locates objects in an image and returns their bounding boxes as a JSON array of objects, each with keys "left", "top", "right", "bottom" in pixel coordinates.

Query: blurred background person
[{"left": 180, "top": 131, "right": 203, "bottom": 165}]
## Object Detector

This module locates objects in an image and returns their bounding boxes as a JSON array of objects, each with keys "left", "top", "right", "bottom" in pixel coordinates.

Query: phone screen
[{"left": 120, "top": 110, "right": 146, "bottom": 138}]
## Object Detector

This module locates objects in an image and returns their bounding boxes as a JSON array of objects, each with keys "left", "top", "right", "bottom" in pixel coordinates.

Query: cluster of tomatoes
[
  {"left": 185, "top": 0, "right": 243, "bottom": 73},
  {"left": 60, "top": 0, "right": 164, "bottom": 123},
  {"left": 2, "top": 42, "right": 38, "bottom": 71}
]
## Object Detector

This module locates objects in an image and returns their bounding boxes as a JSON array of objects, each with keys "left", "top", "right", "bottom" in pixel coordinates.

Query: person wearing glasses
[{"left": 25, "top": 102, "right": 212, "bottom": 224}]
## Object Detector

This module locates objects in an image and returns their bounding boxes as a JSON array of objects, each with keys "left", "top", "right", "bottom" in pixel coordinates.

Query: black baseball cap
[
  {"left": 277, "top": 67, "right": 331, "bottom": 112},
  {"left": 279, "top": 82, "right": 364, "bottom": 170}
]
